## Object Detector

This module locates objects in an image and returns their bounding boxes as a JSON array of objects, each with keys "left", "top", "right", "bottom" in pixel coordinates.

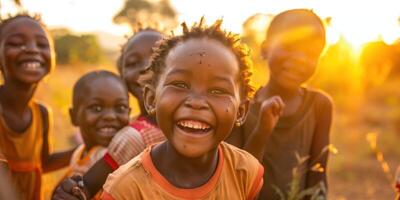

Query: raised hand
[
  {"left": 255, "top": 95, "right": 285, "bottom": 133},
  {"left": 52, "top": 175, "right": 88, "bottom": 200}
]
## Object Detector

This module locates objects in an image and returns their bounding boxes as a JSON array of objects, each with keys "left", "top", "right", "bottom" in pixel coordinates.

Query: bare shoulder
[{"left": 308, "top": 89, "right": 333, "bottom": 112}]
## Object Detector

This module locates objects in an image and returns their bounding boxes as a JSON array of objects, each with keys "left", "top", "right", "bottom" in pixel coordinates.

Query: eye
[
  {"left": 115, "top": 105, "right": 130, "bottom": 113},
  {"left": 172, "top": 82, "right": 189, "bottom": 89},
  {"left": 209, "top": 88, "right": 226, "bottom": 95},
  {"left": 126, "top": 61, "right": 139, "bottom": 68},
  {"left": 37, "top": 41, "right": 49, "bottom": 49},
  {"left": 89, "top": 105, "right": 102, "bottom": 113},
  {"left": 6, "top": 40, "right": 24, "bottom": 47}
]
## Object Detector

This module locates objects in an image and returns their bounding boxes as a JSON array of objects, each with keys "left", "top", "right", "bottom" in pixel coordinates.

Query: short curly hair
[
  {"left": 141, "top": 17, "right": 255, "bottom": 99},
  {"left": 0, "top": 12, "right": 46, "bottom": 38}
]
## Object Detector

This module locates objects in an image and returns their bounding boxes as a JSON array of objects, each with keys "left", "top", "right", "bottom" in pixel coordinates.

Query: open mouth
[
  {"left": 177, "top": 119, "right": 212, "bottom": 134},
  {"left": 97, "top": 126, "right": 118, "bottom": 137},
  {"left": 20, "top": 61, "right": 43, "bottom": 71}
]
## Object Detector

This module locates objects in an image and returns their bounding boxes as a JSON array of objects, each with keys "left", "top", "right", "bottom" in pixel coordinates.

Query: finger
[
  {"left": 273, "top": 96, "right": 285, "bottom": 116},
  {"left": 60, "top": 178, "right": 79, "bottom": 193},
  {"left": 271, "top": 101, "right": 281, "bottom": 116},
  {"left": 53, "top": 188, "right": 80, "bottom": 200},
  {"left": 70, "top": 174, "right": 83, "bottom": 182}
]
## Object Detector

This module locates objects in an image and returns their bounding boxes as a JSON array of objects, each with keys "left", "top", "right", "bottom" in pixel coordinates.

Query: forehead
[
  {"left": 124, "top": 31, "right": 162, "bottom": 55},
  {"left": 166, "top": 38, "right": 238, "bottom": 71},
  {"left": 268, "top": 14, "right": 325, "bottom": 44},
  {"left": 78, "top": 77, "right": 126, "bottom": 101},
  {"left": 1, "top": 17, "right": 47, "bottom": 37}
]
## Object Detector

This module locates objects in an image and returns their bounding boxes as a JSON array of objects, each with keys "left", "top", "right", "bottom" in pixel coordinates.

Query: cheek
[
  {"left": 124, "top": 68, "right": 142, "bottom": 83},
  {"left": 155, "top": 88, "right": 185, "bottom": 116},
  {"left": 79, "top": 112, "right": 98, "bottom": 128},
  {"left": 3, "top": 48, "right": 18, "bottom": 61},
  {"left": 211, "top": 96, "right": 239, "bottom": 124},
  {"left": 118, "top": 113, "right": 130, "bottom": 125}
]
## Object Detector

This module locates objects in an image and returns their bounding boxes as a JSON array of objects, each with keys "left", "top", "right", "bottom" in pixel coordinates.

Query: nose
[
  {"left": 24, "top": 42, "right": 40, "bottom": 54},
  {"left": 184, "top": 94, "right": 209, "bottom": 110},
  {"left": 102, "top": 109, "right": 117, "bottom": 121}
]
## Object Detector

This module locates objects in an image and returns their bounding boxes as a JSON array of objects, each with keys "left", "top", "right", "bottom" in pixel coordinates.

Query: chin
[{"left": 174, "top": 142, "right": 215, "bottom": 158}]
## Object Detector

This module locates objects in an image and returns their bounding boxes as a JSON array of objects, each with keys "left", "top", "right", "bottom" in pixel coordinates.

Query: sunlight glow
[{"left": 1, "top": 0, "right": 399, "bottom": 48}]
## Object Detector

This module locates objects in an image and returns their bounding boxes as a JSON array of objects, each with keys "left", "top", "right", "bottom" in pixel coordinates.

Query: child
[
  {"left": 52, "top": 29, "right": 166, "bottom": 199},
  {"left": 0, "top": 14, "right": 76, "bottom": 199},
  {"left": 64, "top": 70, "right": 130, "bottom": 177},
  {"left": 241, "top": 9, "right": 333, "bottom": 199},
  {"left": 101, "top": 18, "right": 264, "bottom": 200}
]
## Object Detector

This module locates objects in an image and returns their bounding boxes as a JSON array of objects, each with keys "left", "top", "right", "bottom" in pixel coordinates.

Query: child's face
[
  {"left": 265, "top": 25, "right": 325, "bottom": 90},
  {"left": 72, "top": 77, "right": 130, "bottom": 148},
  {"left": 147, "top": 38, "right": 247, "bottom": 158},
  {"left": 0, "top": 17, "right": 53, "bottom": 84},
  {"left": 122, "top": 31, "right": 162, "bottom": 100}
]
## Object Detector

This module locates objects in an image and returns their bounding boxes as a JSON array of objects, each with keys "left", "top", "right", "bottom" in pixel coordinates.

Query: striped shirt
[{"left": 103, "top": 117, "right": 165, "bottom": 169}]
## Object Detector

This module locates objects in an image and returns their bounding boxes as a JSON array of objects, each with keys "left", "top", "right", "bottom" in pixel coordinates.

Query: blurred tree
[
  {"left": 360, "top": 41, "right": 394, "bottom": 86},
  {"left": 241, "top": 13, "right": 272, "bottom": 88},
  {"left": 0, "top": 0, "right": 21, "bottom": 11},
  {"left": 113, "top": 0, "right": 177, "bottom": 30},
  {"left": 51, "top": 29, "right": 104, "bottom": 65},
  {"left": 390, "top": 41, "right": 400, "bottom": 77}
]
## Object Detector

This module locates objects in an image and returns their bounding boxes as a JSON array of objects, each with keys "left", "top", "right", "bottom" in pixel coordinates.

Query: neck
[
  {"left": 152, "top": 142, "right": 219, "bottom": 188},
  {"left": 0, "top": 80, "right": 38, "bottom": 113},
  {"left": 265, "top": 78, "right": 300, "bottom": 100}
]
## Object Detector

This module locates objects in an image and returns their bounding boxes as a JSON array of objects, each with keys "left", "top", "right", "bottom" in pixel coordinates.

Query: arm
[
  {"left": 84, "top": 126, "right": 146, "bottom": 196},
  {"left": 243, "top": 96, "right": 284, "bottom": 161},
  {"left": 52, "top": 126, "right": 145, "bottom": 199},
  {"left": 0, "top": 161, "right": 19, "bottom": 200},
  {"left": 84, "top": 157, "right": 114, "bottom": 197},
  {"left": 305, "top": 94, "right": 333, "bottom": 192},
  {"left": 51, "top": 158, "right": 113, "bottom": 200},
  {"left": 39, "top": 105, "right": 76, "bottom": 173}
]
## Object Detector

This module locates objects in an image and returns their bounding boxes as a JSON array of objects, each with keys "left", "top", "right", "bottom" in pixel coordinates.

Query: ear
[
  {"left": 143, "top": 84, "right": 156, "bottom": 115},
  {"left": 69, "top": 107, "right": 78, "bottom": 126},
  {"left": 236, "top": 99, "right": 250, "bottom": 125}
]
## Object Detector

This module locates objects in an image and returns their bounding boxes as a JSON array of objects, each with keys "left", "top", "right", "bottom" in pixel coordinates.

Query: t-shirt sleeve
[
  {"left": 101, "top": 160, "right": 142, "bottom": 200},
  {"left": 247, "top": 164, "right": 264, "bottom": 200},
  {"left": 106, "top": 126, "right": 145, "bottom": 167}
]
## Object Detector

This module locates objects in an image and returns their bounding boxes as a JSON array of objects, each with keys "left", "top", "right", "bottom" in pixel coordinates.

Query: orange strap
[{"left": 7, "top": 160, "right": 41, "bottom": 172}]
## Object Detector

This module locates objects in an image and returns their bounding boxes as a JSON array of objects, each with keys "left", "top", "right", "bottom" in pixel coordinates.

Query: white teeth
[
  {"left": 178, "top": 120, "right": 210, "bottom": 130},
  {"left": 99, "top": 127, "right": 116, "bottom": 133},
  {"left": 22, "top": 61, "right": 41, "bottom": 70}
]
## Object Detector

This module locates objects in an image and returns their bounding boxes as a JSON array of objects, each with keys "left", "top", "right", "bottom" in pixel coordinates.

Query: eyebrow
[
  {"left": 211, "top": 75, "right": 233, "bottom": 84},
  {"left": 86, "top": 96, "right": 128, "bottom": 102},
  {"left": 166, "top": 68, "right": 192, "bottom": 76}
]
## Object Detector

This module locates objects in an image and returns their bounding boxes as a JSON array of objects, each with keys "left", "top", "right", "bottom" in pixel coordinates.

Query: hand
[
  {"left": 52, "top": 175, "right": 88, "bottom": 200},
  {"left": 255, "top": 95, "right": 285, "bottom": 133}
]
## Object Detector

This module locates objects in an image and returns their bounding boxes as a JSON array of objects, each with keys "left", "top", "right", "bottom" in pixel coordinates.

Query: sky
[{"left": 2, "top": 0, "right": 400, "bottom": 46}]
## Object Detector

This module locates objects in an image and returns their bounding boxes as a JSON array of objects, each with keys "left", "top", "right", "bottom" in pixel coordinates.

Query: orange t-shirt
[
  {"left": 101, "top": 142, "right": 263, "bottom": 200},
  {"left": 0, "top": 101, "right": 49, "bottom": 200},
  {"left": 63, "top": 144, "right": 107, "bottom": 177}
]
